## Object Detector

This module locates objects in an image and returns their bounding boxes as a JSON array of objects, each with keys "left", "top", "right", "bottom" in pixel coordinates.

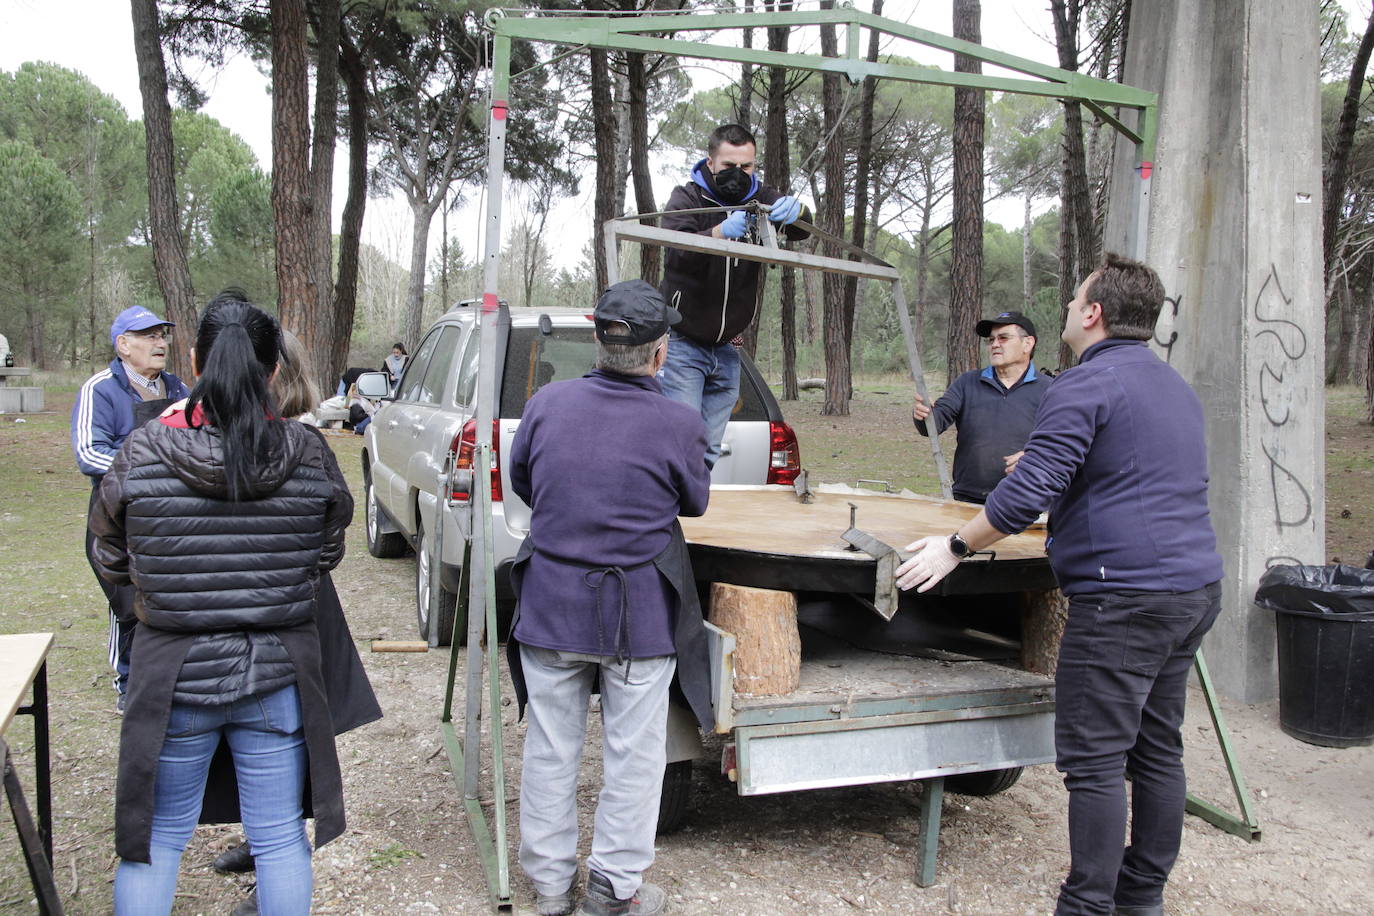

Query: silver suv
[{"left": 358, "top": 303, "right": 802, "bottom": 645}]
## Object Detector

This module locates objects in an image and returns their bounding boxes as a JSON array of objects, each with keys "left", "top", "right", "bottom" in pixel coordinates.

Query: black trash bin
[{"left": 1255, "top": 564, "right": 1374, "bottom": 748}]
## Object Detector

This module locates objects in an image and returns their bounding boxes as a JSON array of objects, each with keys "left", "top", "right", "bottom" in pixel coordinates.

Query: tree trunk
[
  {"left": 1051, "top": 0, "right": 1095, "bottom": 371},
  {"left": 1323, "top": 6, "right": 1374, "bottom": 285},
  {"left": 612, "top": 65, "right": 632, "bottom": 222},
  {"left": 1021, "top": 189, "right": 1035, "bottom": 311},
  {"left": 590, "top": 48, "right": 618, "bottom": 292},
  {"left": 626, "top": 51, "right": 661, "bottom": 286},
  {"left": 842, "top": 0, "right": 881, "bottom": 396},
  {"left": 403, "top": 201, "right": 438, "bottom": 347},
  {"left": 303, "top": 0, "right": 340, "bottom": 392},
  {"left": 271, "top": 0, "right": 315, "bottom": 337},
  {"left": 949, "top": 0, "right": 984, "bottom": 385},
  {"left": 766, "top": 0, "right": 797, "bottom": 399},
  {"left": 330, "top": 33, "right": 370, "bottom": 389},
  {"left": 130, "top": 0, "right": 196, "bottom": 379},
  {"left": 819, "top": 6, "right": 850, "bottom": 416},
  {"left": 738, "top": 1, "right": 755, "bottom": 127}
]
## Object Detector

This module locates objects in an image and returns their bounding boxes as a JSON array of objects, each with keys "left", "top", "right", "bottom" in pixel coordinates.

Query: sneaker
[
  {"left": 228, "top": 896, "right": 258, "bottom": 916},
  {"left": 576, "top": 870, "right": 666, "bottom": 916},
  {"left": 536, "top": 882, "right": 576, "bottom": 916},
  {"left": 115, "top": 693, "right": 126, "bottom": 715}
]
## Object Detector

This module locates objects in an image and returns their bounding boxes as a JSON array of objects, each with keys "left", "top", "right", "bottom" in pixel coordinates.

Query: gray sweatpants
[{"left": 518, "top": 645, "right": 676, "bottom": 900}]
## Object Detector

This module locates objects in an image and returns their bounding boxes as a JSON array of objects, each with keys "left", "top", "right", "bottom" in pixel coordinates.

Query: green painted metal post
[
  {"left": 915, "top": 776, "right": 945, "bottom": 887},
  {"left": 1185, "top": 651, "right": 1262, "bottom": 842}
]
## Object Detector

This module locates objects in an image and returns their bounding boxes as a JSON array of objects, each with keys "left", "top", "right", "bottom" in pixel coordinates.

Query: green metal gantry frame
[{"left": 439, "top": 5, "right": 1251, "bottom": 911}]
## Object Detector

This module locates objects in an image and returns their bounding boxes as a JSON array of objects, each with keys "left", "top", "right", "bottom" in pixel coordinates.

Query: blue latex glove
[
  {"left": 768, "top": 195, "right": 802, "bottom": 226},
  {"left": 718, "top": 210, "right": 750, "bottom": 239}
]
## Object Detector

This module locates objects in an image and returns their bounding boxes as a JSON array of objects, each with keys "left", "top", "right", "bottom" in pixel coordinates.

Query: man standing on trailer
[
  {"left": 911, "top": 310, "right": 1049, "bottom": 503},
  {"left": 894, "top": 254, "right": 1223, "bottom": 916},
  {"left": 506, "top": 280, "right": 715, "bottom": 916},
  {"left": 659, "top": 123, "right": 810, "bottom": 467}
]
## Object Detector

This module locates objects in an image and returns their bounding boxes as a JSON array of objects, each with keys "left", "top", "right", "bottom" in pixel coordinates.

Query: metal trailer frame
[{"left": 440, "top": 6, "right": 1252, "bottom": 910}]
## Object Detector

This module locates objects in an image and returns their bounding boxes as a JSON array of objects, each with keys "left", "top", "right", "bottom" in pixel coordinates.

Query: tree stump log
[
  {"left": 708, "top": 582, "right": 801, "bottom": 697},
  {"left": 1021, "top": 588, "right": 1068, "bottom": 675}
]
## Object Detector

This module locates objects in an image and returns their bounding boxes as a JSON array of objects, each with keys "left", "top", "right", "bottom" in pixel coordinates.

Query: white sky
[{"left": 0, "top": 1, "right": 1361, "bottom": 276}]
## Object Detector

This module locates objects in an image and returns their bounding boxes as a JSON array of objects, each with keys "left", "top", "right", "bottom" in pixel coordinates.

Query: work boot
[
  {"left": 536, "top": 881, "right": 577, "bottom": 916},
  {"left": 212, "top": 841, "right": 255, "bottom": 874},
  {"left": 576, "top": 870, "right": 666, "bottom": 916}
]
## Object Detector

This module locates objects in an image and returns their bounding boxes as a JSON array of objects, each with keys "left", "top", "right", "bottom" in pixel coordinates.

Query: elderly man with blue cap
[
  {"left": 506, "top": 280, "right": 714, "bottom": 916},
  {"left": 72, "top": 305, "right": 189, "bottom": 711}
]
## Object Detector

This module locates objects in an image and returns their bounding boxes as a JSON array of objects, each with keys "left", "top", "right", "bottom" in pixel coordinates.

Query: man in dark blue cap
[
  {"left": 506, "top": 279, "right": 714, "bottom": 916},
  {"left": 72, "top": 305, "right": 189, "bottom": 710},
  {"left": 911, "top": 309, "right": 1049, "bottom": 503}
]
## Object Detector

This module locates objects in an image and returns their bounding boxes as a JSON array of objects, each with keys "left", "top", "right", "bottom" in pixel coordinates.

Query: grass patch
[{"left": 367, "top": 842, "right": 422, "bottom": 869}]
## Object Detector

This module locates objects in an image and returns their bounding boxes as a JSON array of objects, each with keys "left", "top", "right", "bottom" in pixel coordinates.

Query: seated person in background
[{"left": 383, "top": 343, "right": 408, "bottom": 389}]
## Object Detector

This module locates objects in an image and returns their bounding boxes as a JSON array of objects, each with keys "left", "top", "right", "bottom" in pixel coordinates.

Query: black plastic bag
[{"left": 1255, "top": 564, "right": 1374, "bottom": 619}]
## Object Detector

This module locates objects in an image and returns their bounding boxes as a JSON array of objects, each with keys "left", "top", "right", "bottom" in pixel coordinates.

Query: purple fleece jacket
[
  {"left": 983, "top": 339, "right": 1223, "bottom": 596},
  {"left": 509, "top": 369, "right": 711, "bottom": 657}
]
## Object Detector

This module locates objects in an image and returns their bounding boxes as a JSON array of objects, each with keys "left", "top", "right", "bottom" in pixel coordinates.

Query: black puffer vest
[{"left": 91, "top": 413, "right": 353, "bottom": 703}]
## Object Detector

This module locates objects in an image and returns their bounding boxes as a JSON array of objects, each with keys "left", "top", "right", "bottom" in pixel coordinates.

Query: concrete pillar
[{"left": 1102, "top": 0, "right": 1325, "bottom": 703}]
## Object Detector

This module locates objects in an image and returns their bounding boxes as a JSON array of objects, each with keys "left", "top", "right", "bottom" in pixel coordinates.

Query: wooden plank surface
[
  {"left": 681, "top": 487, "right": 1047, "bottom": 561},
  {"left": 0, "top": 633, "right": 54, "bottom": 735}
]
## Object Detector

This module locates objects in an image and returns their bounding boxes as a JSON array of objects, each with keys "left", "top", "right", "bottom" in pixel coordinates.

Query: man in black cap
[
  {"left": 912, "top": 310, "right": 1049, "bottom": 503},
  {"left": 506, "top": 279, "right": 714, "bottom": 916}
]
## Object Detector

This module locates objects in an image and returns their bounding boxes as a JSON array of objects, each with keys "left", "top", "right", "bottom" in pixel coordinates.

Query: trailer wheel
[
  {"left": 656, "top": 760, "right": 693, "bottom": 834},
  {"left": 944, "top": 767, "right": 1024, "bottom": 797}
]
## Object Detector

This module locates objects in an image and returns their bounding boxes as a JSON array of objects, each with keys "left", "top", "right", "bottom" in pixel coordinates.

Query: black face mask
[{"left": 712, "top": 165, "right": 752, "bottom": 203}]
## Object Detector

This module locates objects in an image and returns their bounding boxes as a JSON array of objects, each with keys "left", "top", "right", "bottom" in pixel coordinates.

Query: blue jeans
[
  {"left": 657, "top": 332, "right": 739, "bottom": 469},
  {"left": 115, "top": 685, "right": 312, "bottom": 916},
  {"left": 1053, "top": 583, "right": 1221, "bottom": 915}
]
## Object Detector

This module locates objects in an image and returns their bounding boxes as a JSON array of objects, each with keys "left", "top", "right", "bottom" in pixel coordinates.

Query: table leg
[
  {"left": 33, "top": 661, "right": 52, "bottom": 864},
  {"left": 2, "top": 737, "right": 64, "bottom": 915}
]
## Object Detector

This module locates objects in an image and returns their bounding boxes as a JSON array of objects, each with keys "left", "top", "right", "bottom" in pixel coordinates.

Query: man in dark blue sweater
[
  {"left": 507, "top": 280, "right": 712, "bottom": 916},
  {"left": 912, "top": 310, "right": 1048, "bottom": 503},
  {"left": 896, "top": 254, "right": 1223, "bottom": 916}
]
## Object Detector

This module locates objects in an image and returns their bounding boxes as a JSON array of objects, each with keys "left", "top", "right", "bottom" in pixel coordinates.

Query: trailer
[{"left": 660, "top": 484, "right": 1059, "bottom": 886}]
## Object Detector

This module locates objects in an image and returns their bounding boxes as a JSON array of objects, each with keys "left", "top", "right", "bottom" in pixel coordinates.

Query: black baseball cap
[
  {"left": 593, "top": 279, "right": 682, "bottom": 345},
  {"left": 975, "top": 310, "right": 1036, "bottom": 339}
]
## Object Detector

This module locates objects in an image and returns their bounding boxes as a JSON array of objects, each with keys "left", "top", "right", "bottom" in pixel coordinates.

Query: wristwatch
[{"left": 948, "top": 533, "right": 972, "bottom": 558}]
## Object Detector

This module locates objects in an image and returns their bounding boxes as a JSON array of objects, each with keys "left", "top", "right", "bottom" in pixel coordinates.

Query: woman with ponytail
[{"left": 90, "top": 290, "right": 354, "bottom": 915}]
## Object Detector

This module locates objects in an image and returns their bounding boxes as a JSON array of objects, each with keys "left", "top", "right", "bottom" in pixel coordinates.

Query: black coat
[
  {"left": 89, "top": 408, "right": 366, "bottom": 862},
  {"left": 660, "top": 160, "right": 811, "bottom": 346}
]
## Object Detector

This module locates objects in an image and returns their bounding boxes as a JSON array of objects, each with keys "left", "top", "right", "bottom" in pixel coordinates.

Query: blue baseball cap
[{"left": 111, "top": 306, "right": 174, "bottom": 348}]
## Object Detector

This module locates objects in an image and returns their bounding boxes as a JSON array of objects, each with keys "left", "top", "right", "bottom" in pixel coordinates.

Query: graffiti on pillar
[
  {"left": 1153, "top": 294, "right": 1180, "bottom": 363},
  {"left": 1251, "top": 265, "right": 1312, "bottom": 542}
]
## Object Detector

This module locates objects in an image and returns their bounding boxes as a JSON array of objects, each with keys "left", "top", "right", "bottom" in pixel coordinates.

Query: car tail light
[
  {"left": 450, "top": 419, "right": 502, "bottom": 502},
  {"left": 765, "top": 421, "right": 801, "bottom": 486}
]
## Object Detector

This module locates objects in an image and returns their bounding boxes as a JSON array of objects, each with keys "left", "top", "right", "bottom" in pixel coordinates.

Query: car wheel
[
  {"left": 365, "top": 476, "right": 407, "bottom": 559},
  {"left": 416, "top": 519, "right": 459, "bottom": 646},
  {"left": 943, "top": 767, "right": 1024, "bottom": 797},
  {"left": 656, "top": 759, "right": 693, "bottom": 835}
]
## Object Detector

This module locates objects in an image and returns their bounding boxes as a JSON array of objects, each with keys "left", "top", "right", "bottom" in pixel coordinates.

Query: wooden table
[{"left": 1, "top": 632, "right": 61, "bottom": 914}]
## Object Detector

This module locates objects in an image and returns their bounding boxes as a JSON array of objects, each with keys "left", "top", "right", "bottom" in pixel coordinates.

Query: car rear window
[
  {"left": 499, "top": 323, "right": 770, "bottom": 422},
  {"left": 501, "top": 325, "right": 597, "bottom": 417}
]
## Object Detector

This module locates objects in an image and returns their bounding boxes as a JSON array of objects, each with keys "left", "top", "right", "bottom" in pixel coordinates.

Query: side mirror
[{"left": 355, "top": 371, "right": 393, "bottom": 399}]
